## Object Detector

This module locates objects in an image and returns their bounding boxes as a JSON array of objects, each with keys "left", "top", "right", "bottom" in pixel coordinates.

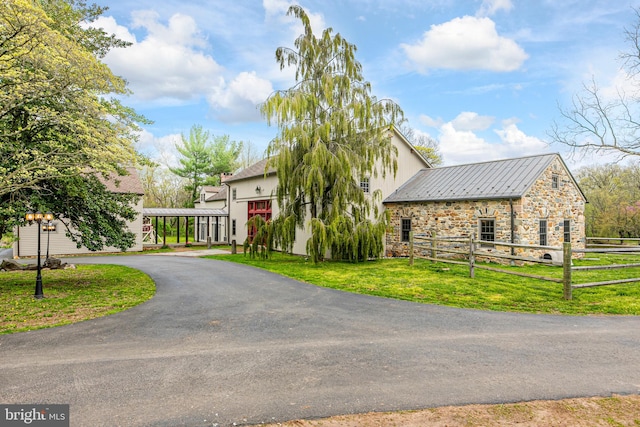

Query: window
[
  {"left": 480, "top": 219, "right": 495, "bottom": 242},
  {"left": 232, "top": 219, "right": 236, "bottom": 236},
  {"left": 552, "top": 174, "right": 559, "bottom": 189},
  {"left": 539, "top": 219, "right": 548, "bottom": 246},
  {"left": 200, "top": 193, "right": 206, "bottom": 203},
  {"left": 232, "top": 188, "right": 237, "bottom": 200},
  {"left": 247, "top": 199, "right": 272, "bottom": 241},
  {"left": 360, "top": 177, "right": 370, "bottom": 194},
  {"left": 401, "top": 218, "right": 411, "bottom": 242},
  {"left": 563, "top": 219, "right": 571, "bottom": 243}
]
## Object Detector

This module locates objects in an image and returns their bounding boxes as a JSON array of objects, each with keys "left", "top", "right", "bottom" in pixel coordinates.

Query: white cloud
[
  {"left": 439, "top": 122, "right": 492, "bottom": 164},
  {"left": 494, "top": 119, "right": 548, "bottom": 153},
  {"left": 262, "top": 0, "right": 326, "bottom": 36},
  {"left": 477, "top": 0, "right": 513, "bottom": 17},
  {"left": 400, "top": 16, "right": 528, "bottom": 73},
  {"left": 431, "top": 114, "right": 548, "bottom": 165},
  {"left": 98, "top": 12, "right": 223, "bottom": 102},
  {"left": 597, "top": 68, "right": 640, "bottom": 101},
  {"left": 451, "top": 112, "right": 494, "bottom": 131},
  {"left": 135, "top": 129, "right": 182, "bottom": 167},
  {"left": 208, "top": 71, "right": 274, "bottom": 123},
  {"left": 419, "top": 114, "right": 444, "bottom": 128},
  {"left": 94, "top": 12, "right": 276, "bottom": 123},
  {"left": 89, "top": 16, "right": 135, "bottom": 43}
]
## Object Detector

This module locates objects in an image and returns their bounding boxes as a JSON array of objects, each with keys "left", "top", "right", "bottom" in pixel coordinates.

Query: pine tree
[{"left": 255, "top": 5, "right": 403, "bottom": 263}]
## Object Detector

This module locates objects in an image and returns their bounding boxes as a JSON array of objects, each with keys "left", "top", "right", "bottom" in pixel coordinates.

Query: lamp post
[
  {"left": 44, "top": 221, "right": 55, "bottom": 260},
  {"left": 25, "top": 211, "right": 54, "bottom": 299}
]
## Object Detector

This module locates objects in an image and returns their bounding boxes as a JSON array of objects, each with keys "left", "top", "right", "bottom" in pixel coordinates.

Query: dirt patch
[{"left": 252, "top": 395, "right": 640, "bottom": 427}]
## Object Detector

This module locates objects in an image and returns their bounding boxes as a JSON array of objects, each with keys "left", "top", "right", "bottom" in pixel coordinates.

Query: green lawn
[
  {"left": 0, "top": 264, "right": 155, "bottom": 334},
  {"left": 208, "top": 252, "right": 640, "bottom": 315}
]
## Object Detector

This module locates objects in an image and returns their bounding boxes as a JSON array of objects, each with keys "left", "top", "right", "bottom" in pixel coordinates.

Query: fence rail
[{"left": 409, "top": 231, "right": 640, "bottom": 300}]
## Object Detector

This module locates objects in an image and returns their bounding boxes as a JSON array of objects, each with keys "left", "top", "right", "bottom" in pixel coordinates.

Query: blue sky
[{"left": 93, "top": 0, "right": 639, "bottom": 169}]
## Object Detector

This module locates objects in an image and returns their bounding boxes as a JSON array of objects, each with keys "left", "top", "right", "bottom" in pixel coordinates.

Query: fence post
[
  {"left": 563, "top": 242, "right": 572, "bottom": 300},
  {"left": 409, "top": 231, "right": 414, "bottom": 266},
  {"left": 431, "top": 229, "right": 437, "bottom": 263},
  {"left": 469, "top": 234, "right": 475, "bottom": 279}
]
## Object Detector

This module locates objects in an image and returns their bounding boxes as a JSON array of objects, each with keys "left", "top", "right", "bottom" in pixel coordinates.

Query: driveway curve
[{"left": 1, "top": 255, "right": 639, "bottom": 426}]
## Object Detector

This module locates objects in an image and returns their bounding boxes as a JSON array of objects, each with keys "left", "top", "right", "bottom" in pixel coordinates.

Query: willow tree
[{"left": 256, "top": 5, "right": 403, "bottom": 263}]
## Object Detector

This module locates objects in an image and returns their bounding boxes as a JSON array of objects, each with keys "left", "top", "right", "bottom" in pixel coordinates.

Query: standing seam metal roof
[{"left": 384, "top": 153, "right": 561, "bottom": 203}]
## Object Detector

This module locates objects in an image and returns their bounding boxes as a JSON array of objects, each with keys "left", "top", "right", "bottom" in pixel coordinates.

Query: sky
[{"left": 92, "top": 0, "right": 640, "bottom": 170}]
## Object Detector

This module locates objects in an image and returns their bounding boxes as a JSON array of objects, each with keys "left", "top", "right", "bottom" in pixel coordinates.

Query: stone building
[{"left": 383, "top": 153, "right": 587, "bottom": 260}]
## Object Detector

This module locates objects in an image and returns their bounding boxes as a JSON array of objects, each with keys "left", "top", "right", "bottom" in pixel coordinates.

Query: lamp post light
[
  {"left": 43, "top": 221, "right": 55, "bottom": 260},
  {"left": 25, "top": 211, "right": 54, "bottom": 299}
]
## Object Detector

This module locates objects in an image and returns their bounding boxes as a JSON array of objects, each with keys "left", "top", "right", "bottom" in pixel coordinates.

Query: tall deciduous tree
[
  {"left": 170, "top": 125, "right": 242, "bottom": 207},
  {"left": 398, "top": 124, "right": 443, "bottom": 166},
  {"left": 577, "top": 162, "right": 640, "bottom": 237},
  {"left": 0, "top": 0, "right": 147, "bottom": 250},
  {"left": 549, "top": 8, "right": 640, "bottom": 160},
  {"left": 255, "top": 5, "right": 403, "bottom": 263}
]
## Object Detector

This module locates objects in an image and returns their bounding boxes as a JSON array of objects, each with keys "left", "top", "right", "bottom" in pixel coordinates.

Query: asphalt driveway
[{"left": 1, "top": 255, "right": 639, "bottom": 426}]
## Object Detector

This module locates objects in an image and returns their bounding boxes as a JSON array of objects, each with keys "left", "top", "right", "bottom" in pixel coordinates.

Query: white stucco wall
[{"left": 226, "top": 129, "right": 430, "bottom": 256}]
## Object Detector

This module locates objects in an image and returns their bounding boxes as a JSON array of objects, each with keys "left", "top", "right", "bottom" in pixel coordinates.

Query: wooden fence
[{"left": 409, "top": 231, "right": 640, "bottom": 300}]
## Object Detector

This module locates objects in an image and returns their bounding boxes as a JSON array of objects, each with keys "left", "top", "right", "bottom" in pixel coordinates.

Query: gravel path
[{"left": 1, "top": 255, "right": 639, "bottom": 426}]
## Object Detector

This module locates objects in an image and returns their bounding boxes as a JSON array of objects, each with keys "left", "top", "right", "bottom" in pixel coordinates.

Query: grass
[
  {"left": 207, "top": 252, "right": 640, "bottom": 315},
  {"left": 0, "top": 264, "right": 155, "bottom": 334}
]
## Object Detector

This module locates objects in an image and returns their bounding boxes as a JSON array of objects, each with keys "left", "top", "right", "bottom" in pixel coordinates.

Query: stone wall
[{"left": 385, "top": 158, "right": 586, "bottom": 261}]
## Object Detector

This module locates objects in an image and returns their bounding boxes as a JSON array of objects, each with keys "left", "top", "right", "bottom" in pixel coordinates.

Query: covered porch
[{"left": 142, "top": 208, "right": 228, "bottom": 246}]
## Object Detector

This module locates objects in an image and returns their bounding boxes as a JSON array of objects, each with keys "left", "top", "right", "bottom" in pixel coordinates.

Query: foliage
[
  {"left": 0, "top": 0, "right": 147, "bottom": 250},
  {"left": 576, "top": 162, "right": 640, "bottom": 237},
  {"left": 139, "top": 163, "right": 190, "bottom": 208},
  {"left": 0, "top": 264, "right": 155, "bottom": 334},
  {"left": 549, "top": 7, "right": 640, "bottom": 159},
  {"left": 170, "top": 125, "right": 242, "bottom": 207},
  {"left": 238, "top": 140, "right": 265, "bottom": 170},
  {"left": 398, "top": 123, "right": 443, "bottom": 166},
  {"left": 257, "top": 5, "right": 404, "bottom": 263},
  {"left": 210, "top": 252, "right": 640, "bottom": 315}
]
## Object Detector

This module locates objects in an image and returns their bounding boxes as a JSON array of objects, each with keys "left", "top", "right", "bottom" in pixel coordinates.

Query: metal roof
[
  {"left": 384, "top": 153, "right": 562, "bottom": 203},
  {"left": 143, "top": 208, "right": 227, "bottom": 216}
]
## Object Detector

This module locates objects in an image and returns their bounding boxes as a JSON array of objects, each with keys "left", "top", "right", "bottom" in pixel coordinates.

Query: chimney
[{"left": 221, "top": 172, "right": 232, "bottom": 183}]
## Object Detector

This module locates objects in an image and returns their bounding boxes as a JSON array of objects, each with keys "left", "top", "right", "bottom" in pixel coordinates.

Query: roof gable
[{"left": 384, "top": 153, "right": 564, "bottom": 203}]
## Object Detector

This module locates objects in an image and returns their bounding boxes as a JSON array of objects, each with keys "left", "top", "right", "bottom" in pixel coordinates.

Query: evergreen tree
[
  {"left": 254, "top": 5, "right": 403, "bottom": 263},
  {"left": 170, "top": 125, "right": 242, "bottom": 207}
]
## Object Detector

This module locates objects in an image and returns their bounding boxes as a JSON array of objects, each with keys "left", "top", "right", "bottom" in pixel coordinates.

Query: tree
[
  {"left": 139, "top": 164, "right": 190, "bottom": 208},
  {"left": 170, "top": 125, "right": 242, "bottom": 207},
  {"left": 0, "top": 0, "right": 147, "bottom": 250},
  {"left": 238, "top": 140, "right": 265, "bottom": 170},
  {"left": 576, "top": 162, "right": 640, "bottom": 237},
  {"left": 254, "top": 5, "right": 403, "bottom": 263},
  {"left": 398, "top": 124, "right": 443, "bottom": 166},
  {"left": 549, "top": 8, "right": 640, "bottom": 160}
]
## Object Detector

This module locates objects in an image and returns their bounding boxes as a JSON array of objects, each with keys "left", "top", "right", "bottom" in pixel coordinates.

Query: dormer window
[{"left": 200, "top": 193, "right": 206, "bottom": 203}]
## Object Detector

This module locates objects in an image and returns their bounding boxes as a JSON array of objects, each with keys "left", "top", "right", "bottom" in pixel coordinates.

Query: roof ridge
[{"left": 432, "top": 152, "right": 558, "bottom": 170}]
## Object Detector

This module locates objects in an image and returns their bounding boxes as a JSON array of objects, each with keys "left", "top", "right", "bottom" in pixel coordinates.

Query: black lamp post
[
  {"left": 25, "top": 211, "right": 54, "bottom": 299},
  {"left": 44, "top": 221, "right": 55, "bottom": 260}
]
